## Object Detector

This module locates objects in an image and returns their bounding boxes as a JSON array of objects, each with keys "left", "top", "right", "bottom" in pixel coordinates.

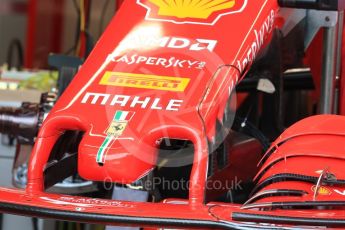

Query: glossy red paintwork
[
  {"left": 0, "top": 187, "right": 344, "bottom": 228},
  {"left": 26, "top": 0, "right": 279, "bottom": 204},
  {"left": 2, "top": 0, "right": 345, "bottom": 228},
  {"left": 249, "top": 115, "right": 345, "bottom": 210}
]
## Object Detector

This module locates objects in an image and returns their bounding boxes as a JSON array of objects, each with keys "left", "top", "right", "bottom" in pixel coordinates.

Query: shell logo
[
  {"left": 311, "top": 185, "right": 332, "bottom": 196},
  {"left": 137, "top": 0, "right": 248, "bottom": 25}
]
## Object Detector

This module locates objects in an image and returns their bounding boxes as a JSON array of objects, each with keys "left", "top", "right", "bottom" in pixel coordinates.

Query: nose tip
[{"left": 78, "top": 133, "right": 157, "bottom": 184}]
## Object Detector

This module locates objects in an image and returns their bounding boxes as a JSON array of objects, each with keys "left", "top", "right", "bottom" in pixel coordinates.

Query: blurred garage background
[{"left": 0, "top": 1, "right": 120, "bottom": 229}]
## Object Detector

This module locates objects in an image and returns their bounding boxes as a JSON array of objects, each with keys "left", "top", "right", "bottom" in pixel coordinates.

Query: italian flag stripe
[
  {"left": 114, "top": 110, "right": 133, "bottom": 121},
  {"left": 96, "top": 111, "right": 134, "bottom": 164},
  {"left": 97, "top": 136, "right": 113, "bottom": 163}
]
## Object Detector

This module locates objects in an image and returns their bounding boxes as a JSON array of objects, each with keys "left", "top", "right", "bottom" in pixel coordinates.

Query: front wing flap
[{"left": 0, "top": 188, "right": 345, "bottom": 229}]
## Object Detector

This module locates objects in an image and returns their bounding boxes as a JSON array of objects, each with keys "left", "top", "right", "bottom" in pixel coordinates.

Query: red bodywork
[
  {"left": 1, "top": 0, "right": 345, "bottom": 229},
  {"left": 29, "top": 0, "right": 277, "bottom": 200}
]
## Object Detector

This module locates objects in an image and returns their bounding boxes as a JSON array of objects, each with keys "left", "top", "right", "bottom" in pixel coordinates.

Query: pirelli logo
[{"left": 99, "top": 72, "right": 190, "bottom": 92}]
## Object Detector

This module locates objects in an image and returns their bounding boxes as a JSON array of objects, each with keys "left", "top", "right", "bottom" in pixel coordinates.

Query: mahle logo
[{"left": 138, "top": 0, "right": 248, "bottom": 25}]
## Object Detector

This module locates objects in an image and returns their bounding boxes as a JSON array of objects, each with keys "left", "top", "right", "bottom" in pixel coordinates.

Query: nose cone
[{"left": 78, "top": 135, "right": 156, "bottom": 184}]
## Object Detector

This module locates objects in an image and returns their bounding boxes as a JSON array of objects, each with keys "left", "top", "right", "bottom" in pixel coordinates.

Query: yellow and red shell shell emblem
[
  {"left": 311, "top": 185, "right": 332, "bottom": 196},
  {"left": 138, "top": 0, "right": 247, "bottom": 25}
]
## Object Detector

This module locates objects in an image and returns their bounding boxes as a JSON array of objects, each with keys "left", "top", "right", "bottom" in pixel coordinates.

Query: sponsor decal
[
  {"left": 235, "top": 10, "right": 275, "bottom": 74},
  {"left": 96, "top": 110, "right": 135, "bottom": 164},
  {"left": 81, "top": 92, "right": 183, "bottom": 111},
  {"left": 107, "top": 54, "right": 206, "bottom": 69},
  {"left": 119, "top": 36, "right": 218, "bottom": 52},
  {"left": 311, "top": 185, "right": 332, "bottom": 196},
  {"left": 58, "top": 197, "right": 134, "bottom": 208},
  {"left": 99, "top": 72, "right": 190, "bottom": 92},
  {"left": 137, "top": 0, "right": 247, "bottom": 25}
]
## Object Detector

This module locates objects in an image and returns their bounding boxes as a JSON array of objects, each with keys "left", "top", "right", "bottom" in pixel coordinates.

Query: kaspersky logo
[{"left": 137, "top": 0, "right": 248, "bottom": 25}]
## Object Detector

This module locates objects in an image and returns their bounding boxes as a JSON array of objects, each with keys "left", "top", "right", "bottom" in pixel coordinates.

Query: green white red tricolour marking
[{"left": 96, "top": 111, "right": 135, "bottom": 164}]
